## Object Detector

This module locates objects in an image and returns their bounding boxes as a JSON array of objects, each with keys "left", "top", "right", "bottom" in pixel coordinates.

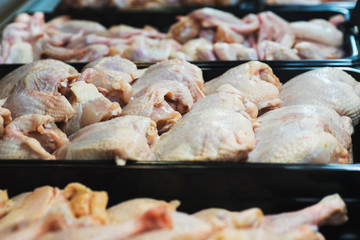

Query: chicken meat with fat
[
  {"left": 123, "top": 80, "right": 194, "bottom": 133},
  {"left": 61, "top": 81, "right": 122, "bottom": 136},
  {"left": 0, "top": 114, "right": 68, "bottom": 160}
]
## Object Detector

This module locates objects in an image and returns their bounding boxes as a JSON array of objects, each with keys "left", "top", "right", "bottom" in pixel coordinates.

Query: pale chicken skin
[
  {"left": 0, "top": 60, "right": 79, "bottom": 122},
  {"left": 132, "top": 59, "right": 205, "bottom": 103},
  {"left": 0, "top": 183, "right": 348, "bottom": 240},
  {"left": 0, "top": 114, "right": 68, "bottom": 160},
  {"left": 248, "top": 105, "right": 352, "bottom": 164},
  {"left": 122, "top": 80, "right": 194, "bottom": 133},
  {"left": 0, "top": 183, "right": 108, "bottom": 240},
  {"left": 280, "top": 67, "right": 360, "bottom": 125},
  {"left": 61, "top": 81, "right": 122, "bottom": 136},
  {"left": 154, "top": 86, "right": 257, "bottom": 161},
  {"left": 205, "top": 61, "right": 282, "bottom": 113},
  {"left": 55, "top": 116, "right": 158, "bottom": 161}
]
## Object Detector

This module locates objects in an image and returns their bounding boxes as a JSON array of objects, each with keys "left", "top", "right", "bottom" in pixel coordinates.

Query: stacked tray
[{"left": 0, "top": 1, "right": 360, "bottom": 240}]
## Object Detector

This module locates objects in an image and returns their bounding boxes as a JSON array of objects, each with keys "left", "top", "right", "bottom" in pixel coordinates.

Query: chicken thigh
[
  {"left": 280, "top": 67, "right": 360, "bottom": 125},
  {"left": 122, "top": 80, "right": 193, "bottom": 133},
  {"left": 1, "top": 60, "right": 79, "bottom": 122},
  {"left": 0, "top": 114, "right": 68, "bottom": 159},
  {"left": 132, "top": 59, "right": 205, "bottom": 102},
  {"left": 205, "top": 61, "right": 282, "bottom": 113},
  {"left": 248, "top": 105, "right": 352, "bottom": 164},
  {"left": 55, "top": 116, "right": 158, "bottom": 161},
  {"left": 154, "top": 85, "right": 256, "bottom": 161}
]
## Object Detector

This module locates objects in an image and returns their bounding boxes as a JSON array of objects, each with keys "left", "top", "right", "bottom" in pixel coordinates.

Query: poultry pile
[
  {"left": 0, "top": 183, "right": 349, "bottom": 239},
  {"left": 63, "top": 0, "right": 241, "bottom": 8},
  {"left": 0, "top": 56, "right": 359, "bottom": 164},
  {"left": 0, "top": 8, "right": 346, "bottom": 64}
]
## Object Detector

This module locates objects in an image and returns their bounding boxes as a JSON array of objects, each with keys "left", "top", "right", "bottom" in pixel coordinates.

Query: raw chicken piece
[
  {"left": 69, "top": 44, "right": 109, "bottom": 62},
  {"left": 180, "top": 38, "right": 215, "bottom": 61},
  {"left": 121, "top": 37, "right": 181, "bottom": 62},
  {"left": 0, "top": 186, "right": 65, "bottom": 231},
  {"left": 194, "top": 208, "right": 263, "bottom": 231},
  {"left": 55, "top": 116, "right": 158, "bottom": 161},
  {"left": 0, "top": 114, "right": 68, "bottom": 159},
  {"left": 107, "top": 198, "right": 180, "bottom": 225},
  {"left": 168, "top": 16, "right": 201, "bottom": 44},
  {"left": 190, "top": 84, "right": 258, "bottom": 121},
  {"left": 280, "top": 67, "right": 360, "bottom": 125},
  {"left": 104, "top": 25, "right": 166, "bottom": 39},
  {"left": 132, "top": 59, "right": 205, "bottom": 102},
  {"left": 263, "top": 194, "right": 348, "bottom": 233},
  {"left": 213, "top": 42, "right": 258, "bottom": 61},
  {"left": 1, "top": 12, "right": 45, "bottom": 63},
  {"left": 248, "top": 105, "right": 351, "bottom": 164},
  {"left": 257, "top": 40, "right": 300, "bottom": 60},
  {"left": 0, "top": 183, "right": 108, "bottom": 240},
  {"left": 126, "top": 211, "right": 213, "bottom": 240},
  {"left": 154, "top": 86, "right": 256, "bottom": 161},
  {"left": 61, "top": 81, "right": 122, "bottom": 136},
  {"left": 290, "top": 19, "right": 343, "bottom": 47},
  {"left": 1, "top": 60, "right": 79, "bottom": 122},
  {"left": 0, "top": 107, "right": 11, "bottom": 137},
  {"left": 189, "top": 8, "right": 259, "bottom": 34},
  {"left": 123, "top": 80, "right": 193, "bottom": 133},
  {"left": 205, "top": 61, "right": 282, "bottom": 113},
  {"left": 46, "top": 19, "right": 106, "bottom": 35},
  {"left": 208, "top": 225, "right": 324, "bottom": 240},
  {"left": 258, "top": 11, "right": 295, "bottom": 48},
  {"left": 83, "top": 55, "right": 138, "bottom": 77},
  {"left": 214, "top": 25, "right": 244, "bottom": 44},
  {"left": 39, "top": 205, "right": 173, "bottom": 240},
  {"left": 4, "top": 42, "right": 33, "bottom": 63},
  {"left": 78, "top": 68, "right": 133, "bottom": 105},
  {"left": 294, "top": 41, "right": 345, "bottom": 59}
]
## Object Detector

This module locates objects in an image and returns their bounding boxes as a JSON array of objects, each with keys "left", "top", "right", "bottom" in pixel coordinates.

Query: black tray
[
  {"left": 0, "top": 163, "right": 359, "bottom": 240},
  {"left": 0, "top": 7, "right": 358, "bottom": 67},
  {"left": 0, "top": 64, "right": 360, "bottom": 164},
  {"left": 255, "top": 0, "right": 357, "bottom": 11}
]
